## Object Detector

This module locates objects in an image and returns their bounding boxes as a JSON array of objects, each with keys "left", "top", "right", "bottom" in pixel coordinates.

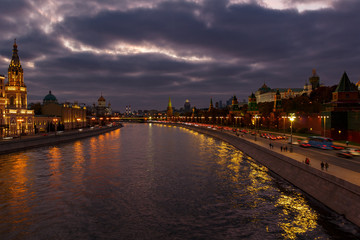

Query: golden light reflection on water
[
  {"left": 247, "top": 161, "right": 271, "bottom": 194},
  {"left": 8, "top": 154, "right": 32, "bottom": 226},
  {"left": 72, "top": 141, "right": 85, "bottom": 187},
  {"left": 48, "top": 147, "right": 63, "bottom": 192},
  {"left": 89, "top": 137, "right": 99, "bottom": 166},
  {"left": 48, "top": 147, "right": 62, "bottom": 176},
  {"left": 173, "top": 124, "right": 320, "bottom": 239},
  {"left": 276, "top": 193, "right": 318, "bottom": 239}
]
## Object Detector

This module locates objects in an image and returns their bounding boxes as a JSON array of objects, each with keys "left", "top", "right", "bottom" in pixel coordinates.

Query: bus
[{"left": 307, "top": 136, "right": 334, "bottom": 150}]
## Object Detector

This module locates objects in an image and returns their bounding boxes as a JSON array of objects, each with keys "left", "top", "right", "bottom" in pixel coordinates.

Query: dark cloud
[{"left": 1, "top": 0, "right": 360, "bottom": 111}]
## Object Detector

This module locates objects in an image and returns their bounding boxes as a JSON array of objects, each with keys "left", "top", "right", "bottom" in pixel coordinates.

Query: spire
[
  {"left": 167, "top": 97, "right": 173, "bottom": 117},
  {"left": 10, "top": 39, "right": 21, "bottom": 67},
  {"left": 335, "top": 72, "right": 357, "bottom": 92},
  {"left": 208, "top": 98, "right": 214, "bottom": 112},
  {"left": 309, "top": 69, "right": 320, "bottom": 89},
  {"left": 168, "top": 97, "right": 172, "bottom": 108}
]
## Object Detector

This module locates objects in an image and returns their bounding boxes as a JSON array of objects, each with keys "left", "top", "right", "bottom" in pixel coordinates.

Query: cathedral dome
[
  {"left": 43, "top": 91, "right": 58, "bottom": 104},
  {"left": 98, "top": 95, "right": 106, "bottom": 102}
]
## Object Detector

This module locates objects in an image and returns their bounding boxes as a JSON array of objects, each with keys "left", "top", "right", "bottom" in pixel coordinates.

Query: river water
[{"left": 0, "top": 123, "right": 359, "bottom": 239}]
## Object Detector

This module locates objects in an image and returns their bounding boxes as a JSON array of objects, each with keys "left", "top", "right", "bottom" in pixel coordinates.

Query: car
[
  {"left": 336, "top": 150, "right": 353, "bottom": 158},
  {"left": 345, "top": 148, "right": 360, "bottom": 156},
  {"left": 300, "top": 143, "right": 311, "bottom": 148},
  {"left": 331, "top": 145, "right": 344, "bottom": 150}
]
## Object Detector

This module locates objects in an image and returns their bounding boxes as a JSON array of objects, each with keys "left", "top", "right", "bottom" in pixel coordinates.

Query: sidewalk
[{"left": 227, "top": 130, "right": 360, "bottom": 187}]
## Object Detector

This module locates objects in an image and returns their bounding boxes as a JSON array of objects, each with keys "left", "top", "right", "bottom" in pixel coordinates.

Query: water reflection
[
  {"left": 276, "top": 193, "right": 318, "bottom": 239},
  {"left": 0, "top": 123, "right": 358, "bottom": 239}
]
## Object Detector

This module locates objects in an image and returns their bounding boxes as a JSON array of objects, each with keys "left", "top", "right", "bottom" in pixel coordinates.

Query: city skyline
[{"left": 0, "top": 0, "right": 360, "bottom": 111}]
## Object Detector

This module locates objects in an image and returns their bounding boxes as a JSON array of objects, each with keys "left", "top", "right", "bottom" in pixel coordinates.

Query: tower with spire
[
  {"left": 330, "top": 72, "right": 360, "bottom": 110},
  {"left": 208, "top": 98, "right": 214, "bottom": 112},
  {"left": 273, "top": 89, "right": 283, "bottom": 112},
  {"left": 166, "top": 97, "right": 173, "bottom": 117},
  {"left": 309, "top": 69, "right": 320, "bottom": 90},
  {"left": 324, "top": 72, "right": 360, "bottom": 141},
  {"left": 4, "top": 40, "right": 34, "bottom": 136},
  {"left": 247, "top": 93, "right": 259, "bottom": 114}
]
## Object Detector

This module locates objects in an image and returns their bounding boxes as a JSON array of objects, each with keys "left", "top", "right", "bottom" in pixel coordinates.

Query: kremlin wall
[{"left": 164, "top": 71, "right": 360, "bottom": 143}]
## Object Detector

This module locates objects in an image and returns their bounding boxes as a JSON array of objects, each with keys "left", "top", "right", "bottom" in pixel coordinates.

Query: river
[{"left": 0, "top": 123, "right": 359, "bottom": 239}]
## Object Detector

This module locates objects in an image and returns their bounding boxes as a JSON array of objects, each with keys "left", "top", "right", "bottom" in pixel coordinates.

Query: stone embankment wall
[
  {"left": 173, "top": 123, "right": 360, "bottom": 227},
  {"left": 0, "top": 126, "right": 121, "bottom": 155}
]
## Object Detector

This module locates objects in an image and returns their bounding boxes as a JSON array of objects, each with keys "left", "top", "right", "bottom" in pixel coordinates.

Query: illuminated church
[
  {"left": 0, "top": 40, "right": 34, "bottom": 137},
  {"left": 89, "top": 94, "right": 112, "bottom": 117}
]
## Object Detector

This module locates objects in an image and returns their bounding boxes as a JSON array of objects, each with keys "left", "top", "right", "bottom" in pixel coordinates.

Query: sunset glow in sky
[{"left": 0, "top": 0, "right": 358, "bottom": 111}]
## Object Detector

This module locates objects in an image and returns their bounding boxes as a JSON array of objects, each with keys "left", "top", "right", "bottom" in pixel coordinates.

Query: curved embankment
[
  {"left": 170, "top": 123, "right": 360, "bottom": 227},
  {"left": 0, "top": 126, "right": 122, "bottom": 155}
]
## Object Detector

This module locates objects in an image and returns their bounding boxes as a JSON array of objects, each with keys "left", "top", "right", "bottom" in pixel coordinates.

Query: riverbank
[
  {"left": 0, "top": 125, "right": 122, "bottom": 155},
  {"left": 161, "top": 122, "right": 360, "bottom": 227}
]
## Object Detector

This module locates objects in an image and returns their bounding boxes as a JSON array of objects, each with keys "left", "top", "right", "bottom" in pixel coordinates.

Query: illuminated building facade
[
  {"left": 0, "top": 75, "right": 6, "bottom": 136},
  {"left": 41, "top": 91, "right": 86, "bottom": 130},
  {"left": 255, "top": 70, "right": 321, "bottom": 103},
  {"left": 3, "top": 41, "right": 34, "bottom": 136},
  {"left": 95, "top": 94, "right": 112, "bottom": 116}
]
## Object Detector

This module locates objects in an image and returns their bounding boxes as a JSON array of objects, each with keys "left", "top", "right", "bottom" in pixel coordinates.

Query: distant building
[
  {"left": 273, "top": 89, "right": 283, "bottom": 112},
  {"left": 208, "top": 98, "right": 214, "bottom": 112},
  {"left": 93, "top": 94, "right": 112, "bottom": 116},
  {"left": 247, "top": 93, "right": 259, "bottom": 115},
  {"left": 255, "top": 69, "right": 321, "bottom": 103},
  {"left": 184, "top": 99, "right": 191, "bottom": 112},
  {"left": 41, "top": 91, "right": 86, "bottom": 130},
  {"left": 166, "top": 97, "right": 173, "bottom": 117}
]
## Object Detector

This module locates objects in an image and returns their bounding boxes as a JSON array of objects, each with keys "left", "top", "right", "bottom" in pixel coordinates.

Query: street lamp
[
  {"left": 321, "top": 115, "right": 329, "bottom": 137},
  {"left": 53, "top": 118, "right": 58, "bottom": 135},
  {"left": 289, "top": 114, "right": 296, "bottom": 151},
  {"left": 254, "top": 115, "right": 260, "bottom": 141},
  {"left": 281, "top": 116, "right": 287, "bottom": 136}
]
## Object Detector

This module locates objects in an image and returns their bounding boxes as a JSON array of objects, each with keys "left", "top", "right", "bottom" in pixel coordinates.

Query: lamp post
[
  {"left": 321, "top": 115, "right": 329, "bottom": 137},
  {"left": 53, "top": 118, "right": 58, "bottom": 135},
  {"left": 281, "top": 116, "right": 287, "bottom": 136},
  {"left": 254, "top": 115, "right": 260, "bottom": 141},
  {"left": 289, "top": 114, "right": 295, "bottom": 152}
]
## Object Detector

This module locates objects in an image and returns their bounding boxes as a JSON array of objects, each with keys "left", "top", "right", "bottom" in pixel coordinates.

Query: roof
[
  {"left": 43, "top": 91, "right": 58, "bottom": 103},
  {"left": 335, "top": 72, "right": 357, "bottom": 92},
  {"left": 258, "top": 83, "right": 271, "bottom": 93},
  {"left": 98, "top": 95, "right": 106, "bottom": 101}
]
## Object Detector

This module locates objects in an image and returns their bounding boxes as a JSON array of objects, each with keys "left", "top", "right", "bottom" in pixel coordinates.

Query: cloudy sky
[{"left": 0, "top": 0, "right": 359, "bottom": 111}]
